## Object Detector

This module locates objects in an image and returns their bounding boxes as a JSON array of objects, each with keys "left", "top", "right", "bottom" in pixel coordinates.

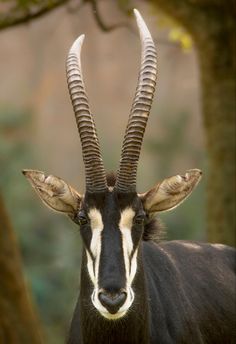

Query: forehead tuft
[{"left": 106, "top": 172, "right": 116, "bottom": 187}]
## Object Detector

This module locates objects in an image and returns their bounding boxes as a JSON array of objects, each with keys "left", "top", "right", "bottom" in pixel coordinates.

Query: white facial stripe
[
  {"left": 120, "top": 208, "right": 134, "bottom": 255},
  {"left": 89, "top": 208, "right": 103, "bottom": 234},
  {"left": 87, "top": 207, "right": 138, "bottom": 319},
  {"left": 86, "top": 250, "right": 95, "bottom": 284},
  {"left": 128, "top": 249, "right": 138, "bottom": 285},
  {"left": 90, "top": 226, "right": 102, "bottom": 258},
  {"left": 119, "top": 208, "right": 137, "bottom": 286},
  {"left": 119, "top": 208, "right": 135, "bottom": 232},
  {"left": 86, "top": 208, "right": 103, "bottom": 288}
]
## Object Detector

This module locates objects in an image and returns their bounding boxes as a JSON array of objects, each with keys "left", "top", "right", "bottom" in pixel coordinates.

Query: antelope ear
[
  {"left": 22, "top": 169, "right": 81, "bottom": 215},
  {"left": 140, "top": 169, "right": 202, "bottom": 214}
]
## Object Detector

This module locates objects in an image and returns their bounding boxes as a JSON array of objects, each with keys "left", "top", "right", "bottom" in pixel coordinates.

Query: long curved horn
[
  {"left": 66, "top": 35, "right": 107, "bottom": 192},
  {"left": 116, "top": 9, "right": 157, "bottom": 192}
]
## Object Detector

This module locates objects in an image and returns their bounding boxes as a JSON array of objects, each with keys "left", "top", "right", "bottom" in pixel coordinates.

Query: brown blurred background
[{"left": 0, "top": 0, "right": 235, "bottom": 343}]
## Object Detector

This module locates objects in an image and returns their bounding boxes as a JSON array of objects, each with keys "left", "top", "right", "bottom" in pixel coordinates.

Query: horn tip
[
  {"left": 69, "top": 34, "right": 85, "bottom": 54},
  {"left": 133, "top": 8, "right": 142, "bottom": 22},
  {"left": 133, "top": 8, "right": 152, "bottom": 40}
]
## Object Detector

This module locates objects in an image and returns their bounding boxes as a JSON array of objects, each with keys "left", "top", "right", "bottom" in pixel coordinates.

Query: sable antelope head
[{"left": 23, "top": 9, "right": 202, "bottom": 320}]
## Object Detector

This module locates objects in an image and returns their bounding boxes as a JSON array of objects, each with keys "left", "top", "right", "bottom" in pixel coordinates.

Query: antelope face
[
  {"left": 23, "top": 9, "right": 202, "bottom": 321},
  {"left": 78, "top": 190, "right": 145, "bottom": 319},
  {"left": 23, "top": 168, "right": 201, "bottom": 320}
]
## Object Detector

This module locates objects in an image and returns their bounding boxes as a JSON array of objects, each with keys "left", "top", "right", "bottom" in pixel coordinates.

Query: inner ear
[
  {"left": 22, "top": 169, "right": 82, "bottom": 215},
  {"left": 140, "top": 169, "right": 202, "bottom": 214}
]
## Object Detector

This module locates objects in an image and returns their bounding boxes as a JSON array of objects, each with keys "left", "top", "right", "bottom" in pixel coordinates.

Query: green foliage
[
  {"left": 146, "top": 111, "right": 206, "bottom": 241},
  {"left": 17, "top": 0, "right": 39, "bottom": 8},
  {"left": 168, "top": 27, "right": 192, "bottom": 51},
  {"left": 0, "top": 107, "right": 81, "bottom": 343},
  {"left": 147, "top": 112, "right": 189, "bottom": 176},
  {"left": 151, "top": 6, "right": 193, "bottom": 51}
]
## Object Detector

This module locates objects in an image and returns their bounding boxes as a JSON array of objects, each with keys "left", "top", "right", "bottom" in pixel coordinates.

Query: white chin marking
[{"left": 100, "top": 310, "right": 127, "bottom": 320}]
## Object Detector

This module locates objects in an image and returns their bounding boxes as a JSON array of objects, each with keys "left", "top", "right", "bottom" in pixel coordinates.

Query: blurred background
[{"left": 0, "top": 0, "right": 234, "bottom": 343}]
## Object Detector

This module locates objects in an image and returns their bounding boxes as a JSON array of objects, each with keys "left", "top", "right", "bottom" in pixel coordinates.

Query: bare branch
[
  {"left": 88, "top": 0, "right": 129, "bottom": 32},
  {"left": 87, "top": 0, "right": 180, "bottom": 47},
  {"left": 0, "top": 0, "right": 71, "bottom": 31},
  {"left": 0, "top": 0, "right": 180, "bottom": 49}
]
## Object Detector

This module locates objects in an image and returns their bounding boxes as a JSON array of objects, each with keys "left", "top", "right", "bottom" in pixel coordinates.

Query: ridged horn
[
  {"left": 116, "top": 9, "right": 157, "bottom": 192},
  {"left": 66, "top": 35, "right": 107, "bottom": 192}
]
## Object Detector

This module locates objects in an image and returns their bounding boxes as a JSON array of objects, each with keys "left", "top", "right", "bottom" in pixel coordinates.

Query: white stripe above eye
[{"left": 119, "top": 208, "right": 135, "bottom": 283}]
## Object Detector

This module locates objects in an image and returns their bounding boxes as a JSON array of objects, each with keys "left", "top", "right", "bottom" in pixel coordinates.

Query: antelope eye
[
  {"left": 134, "top": 214, "right": 145, "bottom": 225},
  {"left": 77, "top": 211, "right": 89, "bottom": 226}
]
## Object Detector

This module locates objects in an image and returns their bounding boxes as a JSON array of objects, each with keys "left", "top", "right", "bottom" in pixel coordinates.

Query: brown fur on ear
[
  {"left": 141, "top": 169, "right": 202, "bottom": 214},
  {"left": 22, "top": 169, "right": 81, "bottom": 215}
]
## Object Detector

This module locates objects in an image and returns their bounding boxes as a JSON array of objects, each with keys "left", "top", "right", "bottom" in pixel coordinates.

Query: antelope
[{"left": 23, "top": 9, "right": 236, "bottom": 344}]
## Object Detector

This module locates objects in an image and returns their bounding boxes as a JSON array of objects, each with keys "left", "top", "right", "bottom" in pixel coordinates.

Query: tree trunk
[
  {"left": 197, "top": 21, "right": 235, "bottom": 246},
  {"left": 151, "top": 0, "right": 236, "bottom": 246},
  {"left": 0, "top": 193, "right": 43, "bottom": 343}
]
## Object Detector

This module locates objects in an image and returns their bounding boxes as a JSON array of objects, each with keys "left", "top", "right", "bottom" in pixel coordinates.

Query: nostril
[{"left": 98, "top": 291, "right": 127, "bottom": 314}]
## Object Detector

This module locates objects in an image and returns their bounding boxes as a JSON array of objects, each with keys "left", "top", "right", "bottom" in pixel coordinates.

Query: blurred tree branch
[
  {"left": 0, "top": 0, "right": 129, "bottom": 32},
  {"left": 0, "top": 0, "right": 70, "bottom": 31},
  {"left": 88, "top": 0, "right": 128, "bottom": 32},
  {"left": 0, "top": 0, "right": 177, "bottom": 46}
]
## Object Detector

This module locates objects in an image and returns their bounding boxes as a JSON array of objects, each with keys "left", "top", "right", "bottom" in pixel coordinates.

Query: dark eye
[
  {"left": 77, "top": 211, "right": 89, "bottom": 226},
  {"left": 134, "top": 214, "right": 145, "bottom": 225}
]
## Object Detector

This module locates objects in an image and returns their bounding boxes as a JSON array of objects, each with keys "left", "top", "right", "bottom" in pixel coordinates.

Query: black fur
[
  {"left": 67, "top": 173, "right": 236, "bottom": 344},
  {"left": 106, "top": 172, "right": 165, "bottom": 243},
  {"left": 68, "top": 241, "right": 236, "bottom": 344},
  {"left": 68, "top": 240, "right": 236, "bottom": 344},
  {"left": 68, "top": 249, "right": 149, "bottom": 344},
  {"left": 144, "top": 241, "right": 236, "bottom": 344},
  {"left": 143, "top": 217, "right": 166, "bottom": 243}
]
